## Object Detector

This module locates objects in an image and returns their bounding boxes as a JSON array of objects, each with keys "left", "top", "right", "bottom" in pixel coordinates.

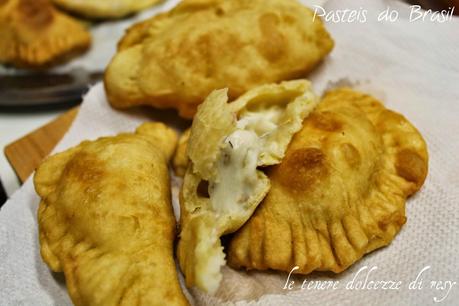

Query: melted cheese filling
[
  {"left": 237, "top": 106, "right": 283, "bottom": 136},
  {"left": 208, "top": 106, "right": 283, "bottom": 215}
]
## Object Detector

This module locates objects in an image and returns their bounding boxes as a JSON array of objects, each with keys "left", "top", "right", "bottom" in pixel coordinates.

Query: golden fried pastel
[
  {"left": 173, "top": 128, "right": 191, "bottom": 177},
  {"left": 228, "top": 88, "right": 429, "bottom": 274},
  {"left": 34, "top": 123, "right": 189, "bottom": 306},
  {"left": 177, "top": 80, "right": 318, "bottom": 293},
  {"left": 105, "top": 0, "right": 333, "bottom": 118},
  {"left": 51, "top": 0, "right": 161, "bottom": 19},
  {"left": 0, "top": 0, "right": 90, "bottom": 68}
]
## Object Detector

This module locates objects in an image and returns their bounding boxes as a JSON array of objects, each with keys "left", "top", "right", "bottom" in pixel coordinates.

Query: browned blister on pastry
[
  {"left": 104, "top": 0, "right": 334, "bottom": 118},
  {"left": 228, "top": 88, "right": 428, "bottom": 274},
  {"left": 177, "top": 80, "right": 318, "bottom": 293},
  {"left": 34, "top": 123, "right": 189, "bottom": 306},
  {"left": 0, "top": 0, "right": 90, "bottom": 68}
]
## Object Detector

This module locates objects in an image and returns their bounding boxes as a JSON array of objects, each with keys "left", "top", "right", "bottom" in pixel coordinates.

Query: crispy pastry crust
[
  {"left": 173, "top": 128, "right": 191, "bottom": 177},
  {"left": 0, "top": 0, "right": 90, "bottom": 68},
  {"left": 104, "top": 0, "right": 334, "bottom": 118},
  {"left": 51, "top": 0, "right": 161, "bottom": 19},
  {"left": 34, "top": 123, "right": 189, "bottom": 306},
  {"left": 227, "top": 88, "right": 429, "bottom": 274}
]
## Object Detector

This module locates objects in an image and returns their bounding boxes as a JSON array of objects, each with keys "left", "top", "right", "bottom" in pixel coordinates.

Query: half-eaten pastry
[{"left": 177, "top": 80, "right": 318, "bottom": 293}]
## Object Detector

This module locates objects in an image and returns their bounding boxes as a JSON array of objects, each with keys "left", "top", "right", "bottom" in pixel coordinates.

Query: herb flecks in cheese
[
  {"left": 210, "top": 130, "right": 261, "bottom": 216},
  {"left": 178, "top": 80, "right": 318, "bottom": 294},
  {"left": 209, "top": 105, "right": 284, "bottom": 215}
]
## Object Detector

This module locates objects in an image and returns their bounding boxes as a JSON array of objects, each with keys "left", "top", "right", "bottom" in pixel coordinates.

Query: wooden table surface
[{"left": 4, "top": 108, "right": 78, "bottom": 182}]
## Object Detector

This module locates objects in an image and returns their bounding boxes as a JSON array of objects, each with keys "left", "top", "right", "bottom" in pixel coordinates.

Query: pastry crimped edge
[
  {"left": 34, "top": 122, "right": 189, "bottom": 306},
  {"left": 227, "top": 88, "right": 429, "bottom": 274}
]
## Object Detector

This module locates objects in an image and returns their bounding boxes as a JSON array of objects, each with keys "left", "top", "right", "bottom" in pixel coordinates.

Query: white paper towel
[{"left": 1, "top": 0, "right": 458, "bottom": 305}]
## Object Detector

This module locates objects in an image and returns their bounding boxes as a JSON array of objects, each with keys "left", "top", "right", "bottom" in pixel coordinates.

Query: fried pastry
[
  {"left": 34, "top": 123, "right": 189, "bottom": 306},
  {"left": 177, "top": 80, "right": 318, "bottom": 293},
  {"left": 228, "top": 88, "right": 429, "bottom": 274},
  {"left": 51, "top": 0, "right": 161, "bottom": 19},
  {"left": 173, "top": 128, "right": 191, "bottom": 177},
  {"left": 104, "top": 0, "right": 333, "bottom": 118},
  {"left": 0, "top": 0, "right": 90, "bottom": 68}
]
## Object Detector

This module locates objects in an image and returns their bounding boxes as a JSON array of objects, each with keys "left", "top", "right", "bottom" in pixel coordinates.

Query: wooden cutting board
[{"left": 4, "top": 107, "right": 79, "bottom": 182}]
